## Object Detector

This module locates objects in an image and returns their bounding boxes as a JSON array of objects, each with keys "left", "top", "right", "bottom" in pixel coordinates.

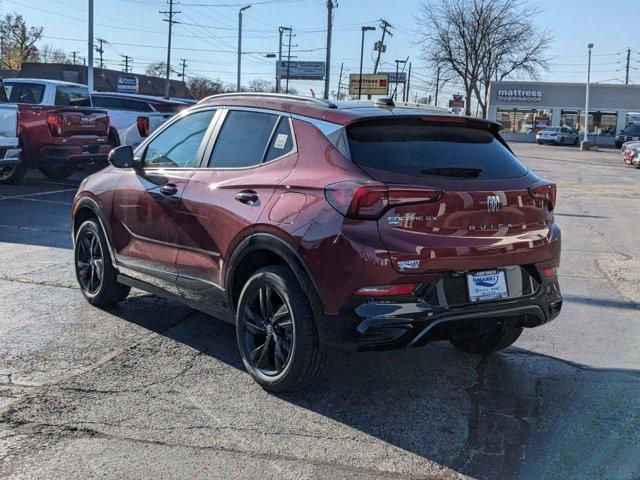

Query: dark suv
[{"left": 72, "top": 93, "right": 562, "bottom": 391}]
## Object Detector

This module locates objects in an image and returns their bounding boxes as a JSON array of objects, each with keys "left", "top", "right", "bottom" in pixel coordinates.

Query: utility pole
[
  {"left": 434, "top": 66, "right": 440, "bottom": 106},
  {"left": 276, "top": 26, "right": 291, "bottom": 93},
  {"left": 177, "top": 58, "right": 187, "bottom": 80},
  {"left": 95, "top": 37, "right": 107, "bottom": 69},
  {"left": 405, "top": 62, "right": 411, "bottom": 102},
  {"left": 160, "top": 0, "right": 180, "bottom": 99},
  {"left": 336, "top": 62, "right": 343, "bottom": 99},
  {"left": 581, "top": 43, "right": 594, "bottom": 151},
  {"left": 625, "top": 47, "right": 631, "bottom": 85},
  {"left": 237, "top": 5, "right": 251, "bottom": 92},
  {"left": 392, "top": 58, "right": 406, "bottom": 101},
  {"left": 373, "top": 19, "right": 392, "bottom": 74},
  {"left": 0, "top": 36, "right": 4, "bottom": 69},
  {"left": 323, "top": 0, "right": 337, "bottom": 100},
  {"left": 121, "top": 55, "right": 132, "bottom": 73},
  {"left": 71, "top": 51, "right": 79, "bottom": 65},
  {"left": 87, "top": 0, "right": 94, "bottom": 90},
  {"left": 285, "top": 27, "right": 293, "bottom": 94}
]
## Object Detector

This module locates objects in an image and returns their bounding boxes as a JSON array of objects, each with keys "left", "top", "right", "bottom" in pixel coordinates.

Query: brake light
[
  {"left": 46, "top": 112, "right": 62, "bottom": 137},
  {"left": 356, "top": 284, "right": 418, "bottom": 297},
  {"left": 325, "top": 181, "right": 442, "bottom": 220},
  {"left": 136, "top": 116, "right": 150, "bottom": 137},
  {"left": 529, "top": 181, "right": 557, "bottom": 211},
  {"left": 542, "top": 267, "right": 557, "bottom": 279}
]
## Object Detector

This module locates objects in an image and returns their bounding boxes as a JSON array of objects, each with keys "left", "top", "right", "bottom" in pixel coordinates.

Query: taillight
[
  {"left": 356, "top": 284, "right": 418, "bottom": 297},
  {"left": 136, "top": 116, "right": 150, "bottom": 137},
  {"left": 529, "top": 181, "right": 556, "bottom": 211},
  {"left": 325, "top": 181, "right": 442, "bottom": 220},
  {"left": 542, "top": 267, "right": 557, "bottom": 279},
  {"left": 46, "top": 112, "right": 62, "bottom": 137}
]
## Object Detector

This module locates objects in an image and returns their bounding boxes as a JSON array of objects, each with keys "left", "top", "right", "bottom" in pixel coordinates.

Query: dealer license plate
[{"left": 467, "top": 270, "right": 508, "bottom": 303}]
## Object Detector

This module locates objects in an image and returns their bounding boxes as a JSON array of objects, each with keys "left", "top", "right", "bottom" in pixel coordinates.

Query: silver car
[{"left": 536, "top": 126, "right": 579, "bottom": 146}]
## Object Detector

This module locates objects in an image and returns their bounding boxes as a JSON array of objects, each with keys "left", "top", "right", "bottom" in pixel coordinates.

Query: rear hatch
[{"left": 345, "top": 117, "right": 556, "bottom": 274}]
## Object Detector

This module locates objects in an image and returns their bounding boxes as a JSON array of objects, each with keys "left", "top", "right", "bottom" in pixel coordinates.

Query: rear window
[
  {"left": 5, "top": 82, "right": 45, "bottom": 104},
  {"left": 622, "top": 125, "right": 640, "bottom": 135},
  {"left": 153, "top": 102, "right": 186, "bottom": 113},
  {"left": 55, "top": 86, "right": 91, "bottom": 107},
  {"left": 346, "top": 120, "right": 528, "bottom": 180},
  {"left": 92, "top": 96, "right": 154, "bottom": 112}
]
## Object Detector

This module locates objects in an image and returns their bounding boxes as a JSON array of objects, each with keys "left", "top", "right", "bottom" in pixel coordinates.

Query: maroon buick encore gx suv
[{"left": 72, "top": 93, "right": 562, "bottom": 391}]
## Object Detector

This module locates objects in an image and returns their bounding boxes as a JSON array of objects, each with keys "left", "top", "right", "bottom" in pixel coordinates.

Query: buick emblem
[{"left": 486, "top": 195, "right": 502, "bottom": 213}]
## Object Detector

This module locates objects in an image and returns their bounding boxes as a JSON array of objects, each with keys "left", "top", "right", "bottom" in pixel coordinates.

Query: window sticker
[{"left": 273, "top": 133, "right": 288, "bottom": 149}]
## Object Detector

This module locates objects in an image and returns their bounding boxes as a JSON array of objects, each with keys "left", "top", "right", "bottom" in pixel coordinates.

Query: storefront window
[
  {"left": 570, "top": 110, "right": 618, "bottom": 135},
  {"left": 496, "top": 108, "right": 552, "bottom": 133},
  {"left": 561, "top": 110, "right": 580, "bottom": 133}
]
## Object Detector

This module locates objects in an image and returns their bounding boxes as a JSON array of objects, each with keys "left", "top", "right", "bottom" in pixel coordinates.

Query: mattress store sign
[{"left": 496, "top": 88, "right": 543, "bottom": 102}]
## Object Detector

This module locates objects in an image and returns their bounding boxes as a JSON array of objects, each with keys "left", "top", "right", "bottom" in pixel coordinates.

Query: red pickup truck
[{"left": 4, "top": 79, "right": 111, "bottom": 181}]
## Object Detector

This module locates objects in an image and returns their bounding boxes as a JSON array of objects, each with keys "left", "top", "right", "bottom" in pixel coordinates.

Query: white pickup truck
[
  {"left": 0, "top": 79, "right": 22, "bottom": 184},
  {"left": 90, "top": 92, "right": 187, "bottom": 148}
]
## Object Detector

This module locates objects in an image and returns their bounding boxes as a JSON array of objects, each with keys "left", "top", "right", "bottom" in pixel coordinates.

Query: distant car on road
[
  {"left": 615, "top": 124, "right": 640, "bottom": 149},
  {"left": 536, "top": 126, "right": 579, "bottom": 146},
  {"left": 91, "top": 92, "right": 188, "bottom": 148},
  {"left": 3, "top": 78, "right": 110, "bottom": 182}
]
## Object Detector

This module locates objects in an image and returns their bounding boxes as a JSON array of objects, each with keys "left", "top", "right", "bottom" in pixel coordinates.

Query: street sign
[
  {"left": 276, "top": 61, "right": 325, "bottom": 80},
  {"left": 348, "top": 74, "right": 389, "bottom": 96},
  {"left": 449, "top": 94, "right": 464, "bottom": 108},
  {"left": 379, "top": 71, "right": 407, "bottom": 83},
  {"left": 117, "top": 75, "right": 139, "bottom": 94}
]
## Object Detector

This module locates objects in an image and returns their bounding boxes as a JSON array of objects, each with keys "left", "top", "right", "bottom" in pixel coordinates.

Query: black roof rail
[{"left": 198, "top": 92, "right": 337, "bottom": 109}]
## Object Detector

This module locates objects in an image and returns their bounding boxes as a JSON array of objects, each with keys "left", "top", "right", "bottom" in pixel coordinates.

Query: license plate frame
[{"left": 467, "top": 270, "right": 509, "bottom": 303}]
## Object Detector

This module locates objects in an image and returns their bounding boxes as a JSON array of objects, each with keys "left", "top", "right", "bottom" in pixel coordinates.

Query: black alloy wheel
[
  {"left": 76, "top": 228, "right": 104, "bottom": 295},
  {"left": 241, "top": 283, "right": 294, "bottom": 376}
]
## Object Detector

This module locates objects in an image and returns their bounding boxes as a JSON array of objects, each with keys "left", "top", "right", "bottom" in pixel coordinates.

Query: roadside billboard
[
  {"left": 348, "top": 74, "right": 389, "bottom": 96},
  {"left": 117, "top": 75, "right": 139, "bottom": 94},
  {"left": 276, "top": 61, "right": 325, "bottom": 80}
]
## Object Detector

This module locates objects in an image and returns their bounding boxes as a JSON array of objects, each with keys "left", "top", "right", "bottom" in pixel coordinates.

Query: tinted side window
[
  {"left": 347, "top": 120, "right": 528, "bottom": 180},
  {"left": 143, "top": 110, "right": 215, "bottom": 168},
  {"left": 264, "top": 118, "right": 294, "bottom": 162},
  {"left": 209, "top": 110, "right": 278, "bottom": 168},
  {"left": 55, "top": 86, "right": 91, "bottom": 106},
  {"left": 5, "top": 82, "right": 45, "bottom": 104}
]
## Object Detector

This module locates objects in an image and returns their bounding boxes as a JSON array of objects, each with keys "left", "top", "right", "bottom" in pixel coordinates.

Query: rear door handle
[
  {"left": 235, "top": 190, "right": 259, "bottom": 205},
  {"left": 159, "top": 183, "right": 178, "bottom": 197}
]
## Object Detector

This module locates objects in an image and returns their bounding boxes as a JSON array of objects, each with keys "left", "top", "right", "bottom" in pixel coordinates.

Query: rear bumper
[
  {"left": 40, "top": 144, "right": 111, "bottom": 168},
  {"left": 317, "top": 278, "right": 562, "bottom": 352}
]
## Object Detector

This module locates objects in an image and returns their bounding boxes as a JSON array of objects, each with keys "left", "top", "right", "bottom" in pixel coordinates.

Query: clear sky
[{"left": 3, "top": 0, "right": 639, "bottom": 105}]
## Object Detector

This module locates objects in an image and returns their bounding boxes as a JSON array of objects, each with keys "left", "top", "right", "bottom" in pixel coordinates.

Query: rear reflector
[
  {"left": 325, "top": 181, "right": 442, "bottom": 220},
  {"left": 137, "top": 116, "right": 150, "bottom": 137},
  {"left": 542, "top": 267, "right": 557, "bottom": 279},
  {"left": 356, "top": 284, "right": 418, "bottom": 297}
]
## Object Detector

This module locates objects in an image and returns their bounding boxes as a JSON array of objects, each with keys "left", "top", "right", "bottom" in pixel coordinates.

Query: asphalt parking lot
[{"left": 1, "top": 143, "right": 639, "bottom": 479}]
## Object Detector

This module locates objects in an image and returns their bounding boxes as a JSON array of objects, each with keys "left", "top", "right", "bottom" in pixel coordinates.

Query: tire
[
  {"left": 74, "top": 219, "right": 130, "bottom": 306},
  {"left": 0, "top": 161, "right": 27, "bottom": 185},
  {"left": 108, "top": 128, "right": 120, "bottom": 148},
  {"left": 559, "top": 137, "right": 565, "bottom": 146},
  {"left": 39, "top": 162, "right": 75, "bottom": 181},
  {"left": 449, "top": 326, "right": 523, "bottom": 355},
  {"left": 536, "top": 140, "right": 543, "bottom": 145},
  {"left": 236, "top": 265, "right": 327, "bottom": 392}
]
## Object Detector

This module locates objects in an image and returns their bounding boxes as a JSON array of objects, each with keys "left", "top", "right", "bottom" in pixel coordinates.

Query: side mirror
[{"left": 108, "top": 146, "right": 136, "bottom": 168}]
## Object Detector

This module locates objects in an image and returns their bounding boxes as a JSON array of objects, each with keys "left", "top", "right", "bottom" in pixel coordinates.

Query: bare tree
[
  {"left": 0, "top": 13, "right": 43, "bottom": 70},
  {"left": 416, "top": 0, "right": 550, "bottom": 117},
  {"left": 145, "top": 61, "right": 167, "bottom": 78},
  {"left": 247, "top": 78, "right": 275, "bottom": 93},
  {"left": 39, "top": 44, "right": 69, "bottom": 64},
  {"left": 187, "top": 76, "right": 226, "bottom": 99}
]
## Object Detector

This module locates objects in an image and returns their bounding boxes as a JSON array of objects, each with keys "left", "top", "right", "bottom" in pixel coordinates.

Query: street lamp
[
  {"left": 237, "top": 5, "right": 251, "bottom": 92},
  {"left": 580, "top": 43, "right": 594, "bottom": 151},
  {"left": 393, "top": 59, "right": 407, "bottom": 101},
  {"left": 276, "top": 26, "right": 292, "bottom": 93},
  {"left": 358, "top": 26, "right": 375, "bottom": 100}
]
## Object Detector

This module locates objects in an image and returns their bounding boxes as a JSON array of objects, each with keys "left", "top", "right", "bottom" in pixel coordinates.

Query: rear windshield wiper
[{"left": 421, "top": 167, "right": 482, "bottom": 178}]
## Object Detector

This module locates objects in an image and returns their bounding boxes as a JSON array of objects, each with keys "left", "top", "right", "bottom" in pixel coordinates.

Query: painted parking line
[{"left": 0, "top": 188, "right": 78, "bottom": 201}]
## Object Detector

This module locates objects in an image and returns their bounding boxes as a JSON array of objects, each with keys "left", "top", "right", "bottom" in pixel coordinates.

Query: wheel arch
[
  {"left": 72, "top": 196, "right": 117, "bottom": 263},
  {"left": 225, "top": 233, "right": 324, "bottom": 316}
]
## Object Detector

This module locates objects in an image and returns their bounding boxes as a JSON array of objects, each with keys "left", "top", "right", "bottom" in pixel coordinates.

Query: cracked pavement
[{"left": 0, "top": 144, "right": 639, "bottom": 479}]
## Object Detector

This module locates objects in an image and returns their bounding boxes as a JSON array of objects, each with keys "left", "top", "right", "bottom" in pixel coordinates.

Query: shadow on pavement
[{"left": 107, "top": 293, "right": 640, "bottom": 480}]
